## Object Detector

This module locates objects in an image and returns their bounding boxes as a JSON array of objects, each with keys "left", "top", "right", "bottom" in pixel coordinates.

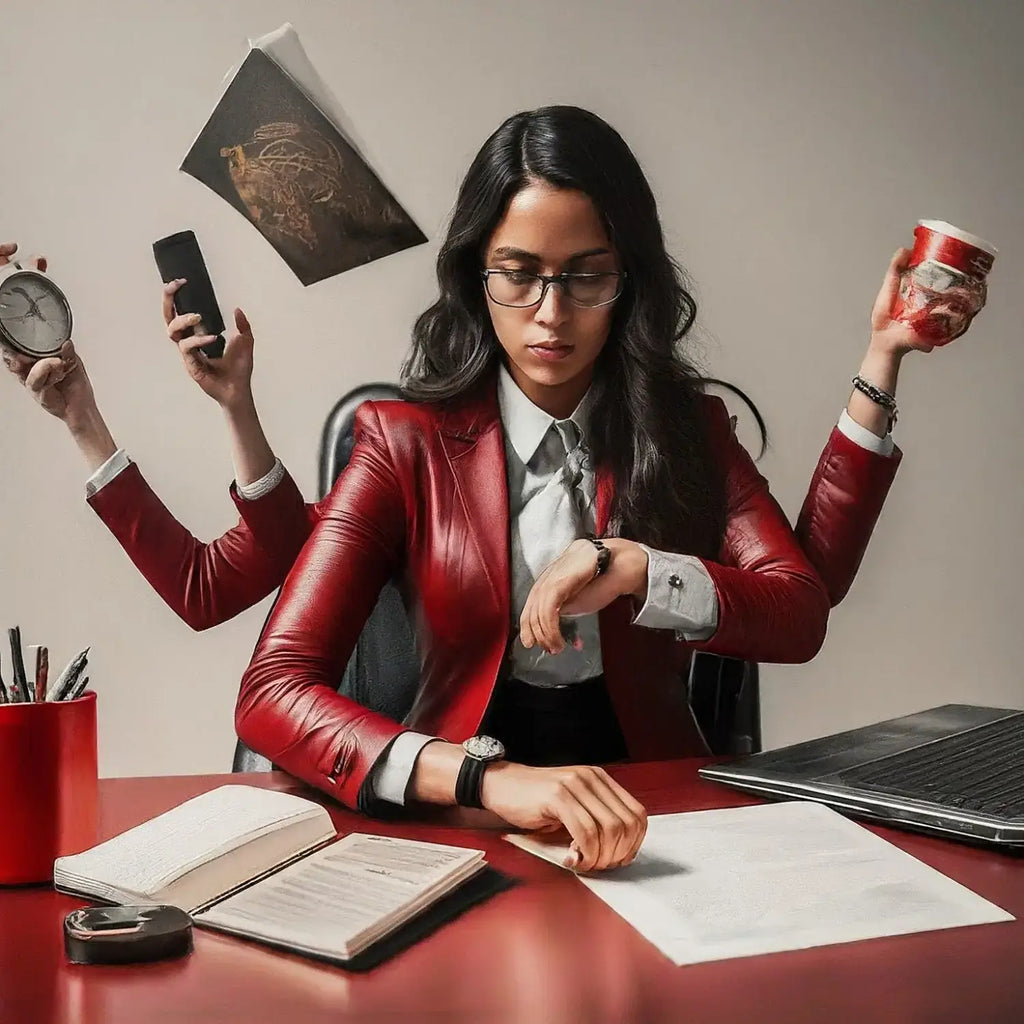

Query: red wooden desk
[{"left": 1, "top": 759, "right": 1021, "bottom": 1024}]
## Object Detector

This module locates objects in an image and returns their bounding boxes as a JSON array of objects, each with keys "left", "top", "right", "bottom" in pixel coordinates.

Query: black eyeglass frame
[{"left": 480, "top": 269, "right": 628, "bottom": 309}]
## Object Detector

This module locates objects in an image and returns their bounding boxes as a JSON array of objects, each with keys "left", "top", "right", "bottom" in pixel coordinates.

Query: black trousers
[{"left": 481, "top": 675, "right": 628, "bottom": 767}]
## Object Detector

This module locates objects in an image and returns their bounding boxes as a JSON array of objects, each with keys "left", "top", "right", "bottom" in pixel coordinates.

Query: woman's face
[{"left": 483, "top": 181, "right": 621, "bottom": 417}]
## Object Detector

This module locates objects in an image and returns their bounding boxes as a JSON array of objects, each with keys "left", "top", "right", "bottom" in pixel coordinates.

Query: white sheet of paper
[{"left": 507, "top": 801, "right": 1014, "bottom": 966}]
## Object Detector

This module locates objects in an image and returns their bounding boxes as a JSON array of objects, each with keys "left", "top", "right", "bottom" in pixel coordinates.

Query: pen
[
  {"left": 7, "top": 627, "right": 28, "bottom": 703},
  {"left": 64, "top": 674, "right": 90, "bottom": 703},
  {"left": 49, "top": 648, "right": 90, "bottom": 702},
  {"left": 32, "top": 646, "right": 49, "bottom": 703}
]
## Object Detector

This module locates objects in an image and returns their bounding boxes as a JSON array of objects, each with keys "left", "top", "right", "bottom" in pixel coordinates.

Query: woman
[
  {"left": 225, "top": 106, "right": 899, "bottom": 871},
  {"left": 2, "top": 108, "right": 929, "bottom": 868}
]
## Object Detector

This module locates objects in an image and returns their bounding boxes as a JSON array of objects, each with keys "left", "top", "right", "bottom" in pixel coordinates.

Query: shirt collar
[{"left": 497, "top": 363, "right": 593, "bottom": 465}]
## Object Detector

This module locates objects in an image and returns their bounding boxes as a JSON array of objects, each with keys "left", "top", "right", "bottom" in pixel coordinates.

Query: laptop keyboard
[{"left": 838, "top": 714, "right": 1024, "bottom": 818}]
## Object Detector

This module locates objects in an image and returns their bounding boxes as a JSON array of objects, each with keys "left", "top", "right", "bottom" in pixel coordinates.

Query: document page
[
  {"left": 197, "top": 833, "right": 485, "bottom": 959},
  {"left": 509, "top": 802, "right": 1013, "bottom": 965}
]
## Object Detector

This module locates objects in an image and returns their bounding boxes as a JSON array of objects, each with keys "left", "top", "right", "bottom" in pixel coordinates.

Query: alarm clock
[{"left": 0, "top": 260, "right": 73, "bottom": 358}]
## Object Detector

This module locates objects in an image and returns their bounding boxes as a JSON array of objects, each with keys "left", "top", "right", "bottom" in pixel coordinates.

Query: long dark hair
[{"left": 401, "top": 105, "right": 728, "bottom": 556}]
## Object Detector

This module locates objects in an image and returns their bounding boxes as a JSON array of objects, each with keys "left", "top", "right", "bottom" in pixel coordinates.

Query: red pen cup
[
  {"left": 0, "top": 691, "right": 98, "bottom": 885},
  {"left": 891, "top": 220, "right": 997, "bottom": 346}
]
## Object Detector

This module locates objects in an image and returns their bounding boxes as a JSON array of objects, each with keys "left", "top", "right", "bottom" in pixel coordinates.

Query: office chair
[
  {"left": 232, "top": 381, "right": 762, "bottom": 772},
  {"left": 688, "top": 653, "right": 761, "bottom": 756}
]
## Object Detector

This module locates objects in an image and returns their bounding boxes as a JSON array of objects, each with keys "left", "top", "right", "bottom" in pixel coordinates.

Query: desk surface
[{"left": 1, "top": 760, "right": 1021, "bottom": 1024}]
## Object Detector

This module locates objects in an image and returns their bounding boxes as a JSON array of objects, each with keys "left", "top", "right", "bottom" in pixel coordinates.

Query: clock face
[{"left": 0, "top": 270, "right": 73, "bottom": 358}]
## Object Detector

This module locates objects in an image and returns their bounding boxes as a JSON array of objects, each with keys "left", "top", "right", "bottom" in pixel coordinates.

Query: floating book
[{"left": 181, "top": 35, "right": 426, "bottom": 285}]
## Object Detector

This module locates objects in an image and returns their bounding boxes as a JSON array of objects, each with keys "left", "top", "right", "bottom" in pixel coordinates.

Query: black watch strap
[
  {"left": 585, "top": 535, "right": 611, "bottom": 577},
  {"left": 455, "top": 755, "right": 489, "bottom": 809}
]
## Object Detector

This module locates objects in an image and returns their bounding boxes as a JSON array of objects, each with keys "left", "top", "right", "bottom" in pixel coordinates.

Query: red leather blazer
[
  {"left": 233, "top": 386, "right": 837, "bottom": 808},
  {"left": 87, "top": 391, "right": 901, "bottom": 809}
]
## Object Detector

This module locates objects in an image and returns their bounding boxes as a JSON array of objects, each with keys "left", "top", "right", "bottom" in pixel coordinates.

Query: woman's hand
[
  {"left": 481, "top": 761, "right": 647, "bottom": 871},
  {"left": 3, "top": 338, "right": 95, "bottom": 422},
  {"left": 867, "top": 245, "right": 988, "bottom": 361},
  {"left": 1, "top": 243, "right": 101, "bottom": 430},
  {"left": 867, "top": 247, "right": 939, "bottom": 359},
  {"left": 520, "top": 538, "right": 649, "bottom": 654},
  {"left": 162, "top": 279, "right": 256, "bottom": 413}
]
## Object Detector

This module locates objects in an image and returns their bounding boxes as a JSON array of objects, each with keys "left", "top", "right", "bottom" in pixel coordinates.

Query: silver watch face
[
  {"left": 462, "top": 735, "right": 505, "bottom": 762},
  {"left": 0, "top": 269, "right": 73, "bottom": 358}
]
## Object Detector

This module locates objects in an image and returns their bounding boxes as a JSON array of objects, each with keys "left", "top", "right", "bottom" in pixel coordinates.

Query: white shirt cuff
[
  {"left": 85, "top": 448, "right": 132, "bottom": 497},
  {"left": 632, "top": 546, "right": 718, "bottom": 640},
  {"left": 838, "top": 409, "right": 895, "bottom": 458},
  {"left": 236, "top": 458, "right": 286, "bottom": 501},
  {"left": 367, "top": 731, "right": 437, "bottom": 806}
]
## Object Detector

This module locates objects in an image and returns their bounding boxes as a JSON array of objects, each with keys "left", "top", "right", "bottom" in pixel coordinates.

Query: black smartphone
[{"left": 152, "top": 230, "right": 226, "bottom": 358}]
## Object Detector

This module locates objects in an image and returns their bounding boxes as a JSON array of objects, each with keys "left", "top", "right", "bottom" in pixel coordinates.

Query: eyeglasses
[{"left": 481, "top": 269, "right": 627, "bottom": 309}]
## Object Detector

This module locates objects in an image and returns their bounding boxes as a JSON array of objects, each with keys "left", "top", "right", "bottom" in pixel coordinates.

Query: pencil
[
  {"left": 7, "top": 627, "right": 28, "bottom": 703},
  {"left": 32, "top": 646, "right": 49, "bottom": 703}
]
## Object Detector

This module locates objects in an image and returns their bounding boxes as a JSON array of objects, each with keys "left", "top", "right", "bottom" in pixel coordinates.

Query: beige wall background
[{"left": 1, "top": 0, "right": 1021, "bottom": 777}]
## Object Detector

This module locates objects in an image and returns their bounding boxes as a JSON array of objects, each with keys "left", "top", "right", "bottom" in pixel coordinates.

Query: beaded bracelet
[{"left": 851, "top": 375, "right": 899, "bottom": 429}]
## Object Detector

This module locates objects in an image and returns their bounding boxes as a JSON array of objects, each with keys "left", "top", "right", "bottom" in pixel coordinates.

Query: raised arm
[
  {"left": 796, "top": 245, "right": 986, "bottom": 605},
  {"left": 1, "top": 243, "right": 315, "bottom": 629}
]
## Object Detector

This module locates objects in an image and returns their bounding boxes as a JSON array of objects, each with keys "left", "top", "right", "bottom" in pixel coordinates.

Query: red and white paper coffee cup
[{"left": 892, "top": 221, "right": 998, "bottom": 344}]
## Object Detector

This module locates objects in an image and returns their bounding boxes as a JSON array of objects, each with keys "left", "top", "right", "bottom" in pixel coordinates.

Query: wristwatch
[
  {"left": 585, "top": 535, "right": 611, "bottom": 578},
  {"left": 455, "top": 735, "right": 506, "bottom": 809}
]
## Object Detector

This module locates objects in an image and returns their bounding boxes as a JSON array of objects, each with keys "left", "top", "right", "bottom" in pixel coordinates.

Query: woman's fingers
[
  {"left": 0, "top": 242, "right": 17, "bottom": 266},
  {"left": 24, "top": 356, "right": 66, "bottom": 393},
  {"left": 167, "top": 311, "right": 202, "bottom": 343},
  {"left": 2, "top": 345, "right": 34, "bottom": 381},
  {"left": 551, "top": 788, "right": 602, "bottom": 871},
  {"left": 872, "top": 247, "right": 912, "bottom": 328},
  {"left": 531, "top": 591, "right": 563, "bottom": 654},
  {"left": 519, "top": 611, "right": 537, "bottom": 650},
  {"left": 161, "top": 279, "right": 186, "bottom": 325},
  {"left": 178, "top": 336, "right": 218, "bottom": 367},
  {"left": 589, "top": 767, "right": 648, "bottom": 865},
  {"left": 553, "top": 769, "right": 645, "bottom": 871},
  {"left": 567, "top": 775, "right": 633, "bottom": 870},
  {"left": 234, "top": 306, "right": 252, "bottom": 335}
]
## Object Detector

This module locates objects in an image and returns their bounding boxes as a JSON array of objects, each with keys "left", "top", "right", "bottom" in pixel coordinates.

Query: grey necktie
[
  {"left": 554, "top": 418, "right": 591, "bottom": 533},
  {"left": 507, "top": 419, "right": 603, "bottom": 684}
]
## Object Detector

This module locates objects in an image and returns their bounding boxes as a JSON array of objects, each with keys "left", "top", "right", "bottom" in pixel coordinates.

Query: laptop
[{"left": 698, "top": 704, "right": 1024, "bottom": 850}]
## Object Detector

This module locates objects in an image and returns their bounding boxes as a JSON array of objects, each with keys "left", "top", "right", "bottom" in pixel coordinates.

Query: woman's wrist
[
  {"left": 862, "top": 337, "right": 906, "bottom": 393},
  {"left": 605, "top": 538, "right": 649, "bottom": 601},
  {"left": 847, "top": 338, "right": 904, "bottom": 439},
  {"left": 66, "top": 404, "right": 118, "bottom": 471},
  {"left": 218, "top": 386, "right": 258, "bottom": 420},
  {"left": 407, "top": 740, "right": 464, "bottom": 806},
  {"left": 221, "top": 395, "right": 278, "bottom": 486}
]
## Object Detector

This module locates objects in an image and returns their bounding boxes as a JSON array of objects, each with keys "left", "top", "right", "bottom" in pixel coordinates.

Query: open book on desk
[{"left": 54, "top": 785, "right": 508, "bottom": 968}]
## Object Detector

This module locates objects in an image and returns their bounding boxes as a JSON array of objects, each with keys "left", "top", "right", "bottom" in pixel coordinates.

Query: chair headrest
[{"left": 319, "top": 383, "right": 404, "bottom": 498}]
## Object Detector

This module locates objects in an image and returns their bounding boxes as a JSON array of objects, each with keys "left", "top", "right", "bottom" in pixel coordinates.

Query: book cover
[{"left": 181, "top": 47, "right": 426, "bottom": 286}]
